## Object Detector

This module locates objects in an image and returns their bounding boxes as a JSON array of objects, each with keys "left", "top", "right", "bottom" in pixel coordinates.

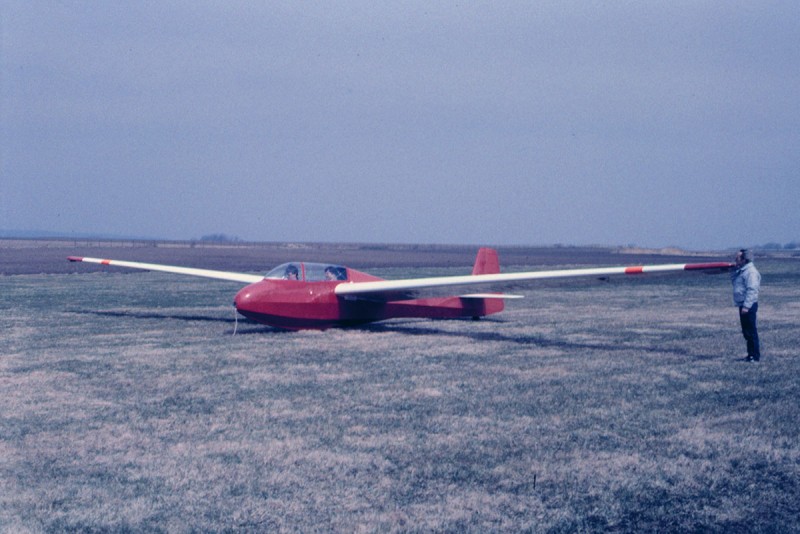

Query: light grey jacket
[{"left": 731, "top": 262, "right": 760, "bottom": 309}]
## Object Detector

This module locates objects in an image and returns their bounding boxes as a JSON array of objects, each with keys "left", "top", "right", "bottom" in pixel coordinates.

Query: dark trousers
[{"left": 739, "top": 302, "right": 760, "bottom": 360}]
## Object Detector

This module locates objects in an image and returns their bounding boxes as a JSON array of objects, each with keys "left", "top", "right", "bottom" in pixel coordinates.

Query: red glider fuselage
[{"left": 233, "top": 267, "right": 503, "bottom": 330}]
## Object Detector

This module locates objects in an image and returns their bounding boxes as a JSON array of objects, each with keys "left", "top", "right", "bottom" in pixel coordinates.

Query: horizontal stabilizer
[{"left": 460, "top": 293, "right": 524, "bottom": 299}]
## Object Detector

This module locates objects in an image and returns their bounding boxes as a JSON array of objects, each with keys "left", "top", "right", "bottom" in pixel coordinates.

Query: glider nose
[
  {"left": 235, "top": 281, "right": 272, "bottom": 320},
  {"left": 234, "top": 286, "right": 253, "bottom": 313}
]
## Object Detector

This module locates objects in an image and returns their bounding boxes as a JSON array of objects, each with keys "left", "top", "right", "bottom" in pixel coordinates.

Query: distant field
[{"left": 1, "top": 241, "right": 798, "bottom": 531}]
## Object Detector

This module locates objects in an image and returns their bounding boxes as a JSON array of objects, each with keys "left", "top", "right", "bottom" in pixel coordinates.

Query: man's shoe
[{"left": 740, "top": 356, "right": 754, "bottom": 362}]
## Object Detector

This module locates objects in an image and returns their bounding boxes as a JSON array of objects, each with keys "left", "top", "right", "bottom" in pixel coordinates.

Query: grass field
[{"left": 1, "top": 245, "right": 798, "bottom": 532}]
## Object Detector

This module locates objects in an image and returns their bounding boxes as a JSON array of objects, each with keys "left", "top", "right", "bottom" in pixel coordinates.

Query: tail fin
[
  {"left": 468, "top": 248, "right": 504, "bottom": 317},
  {"left": 472, "top": 247, "right": 500, "bottom": 275}
]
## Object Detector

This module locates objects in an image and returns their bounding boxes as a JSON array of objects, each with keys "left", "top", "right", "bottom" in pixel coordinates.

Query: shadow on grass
[
  {"left": 72, "top": 308, "right": 238, "bottom": 324},
  {"left": 359, "top": 319, "right": 719, "bottom": 358},
  {"left": 69, "top": 309, "right": 286, "bottom": 335}
]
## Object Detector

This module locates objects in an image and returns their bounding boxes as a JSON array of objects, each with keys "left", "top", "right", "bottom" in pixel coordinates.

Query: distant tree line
[
  {"left": 199, "top": 234, "right": 242, "bottom": 243},
  {"left": 758, "top": 241, "right": 799, "bottom": 250}
]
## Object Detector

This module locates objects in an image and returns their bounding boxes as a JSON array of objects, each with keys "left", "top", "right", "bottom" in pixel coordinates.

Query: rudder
[
  {"left": 472, "top": 247, "right": 500, "bottom": 275},
  {"left": 468, "top": 248, "right": 504, "bottom": 316}
]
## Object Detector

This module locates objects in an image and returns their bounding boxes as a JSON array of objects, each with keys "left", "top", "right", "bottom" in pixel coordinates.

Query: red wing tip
[
  {"left": 67, "top": 256, "right": 83, "bottom": 262},
  {"left": 684, "top": 262, "right": 735, "bottom": 271}
]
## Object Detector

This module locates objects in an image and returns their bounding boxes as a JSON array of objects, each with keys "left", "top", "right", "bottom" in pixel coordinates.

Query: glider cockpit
[{"left": 265, "top": 262, "right": 348, "bottom": 282}]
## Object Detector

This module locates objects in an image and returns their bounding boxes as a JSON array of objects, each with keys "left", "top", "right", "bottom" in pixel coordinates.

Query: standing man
[{"left": 731, "top": 249, "right": 761, "bottom": 361}]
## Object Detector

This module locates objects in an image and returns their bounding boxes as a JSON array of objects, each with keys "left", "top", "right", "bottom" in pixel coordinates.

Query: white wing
[
  {"left": 67, "top": 256, "right": 264, "bottom": 284},
  {"left": 335, "top": 262, "right": 733, "bottom": 301}
]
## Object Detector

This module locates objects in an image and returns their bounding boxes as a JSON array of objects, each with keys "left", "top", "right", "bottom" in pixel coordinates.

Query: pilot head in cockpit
[{"left": 284, "top": 265, "right": 299, "bottom": 280}]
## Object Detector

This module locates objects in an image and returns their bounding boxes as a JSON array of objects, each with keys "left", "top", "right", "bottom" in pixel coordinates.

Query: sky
[{"left": 2, "top": 1, "right": 798, "bottom": 250}]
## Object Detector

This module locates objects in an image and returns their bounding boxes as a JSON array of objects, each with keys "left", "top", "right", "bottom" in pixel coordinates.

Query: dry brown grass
[{"left": 1, "top": 247, "right": 798, "bottom": 532}]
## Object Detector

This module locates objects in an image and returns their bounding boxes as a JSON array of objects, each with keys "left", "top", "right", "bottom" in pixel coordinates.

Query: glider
[{"left": 68, "top": 248, "right": 732, "bottom": 330}]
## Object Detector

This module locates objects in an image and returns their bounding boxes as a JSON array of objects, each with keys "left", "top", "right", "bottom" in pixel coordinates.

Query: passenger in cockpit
[
  {"left": 324, "top": 266, "right": 338, "bottom": 281},
  {"left": 325, "top": 266, "right": 345, "bottom": 281}
]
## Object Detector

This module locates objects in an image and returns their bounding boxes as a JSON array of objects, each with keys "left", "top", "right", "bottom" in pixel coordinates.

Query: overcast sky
[{"left": 2, "top": 1, "right": 798, "bottom": 250}]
